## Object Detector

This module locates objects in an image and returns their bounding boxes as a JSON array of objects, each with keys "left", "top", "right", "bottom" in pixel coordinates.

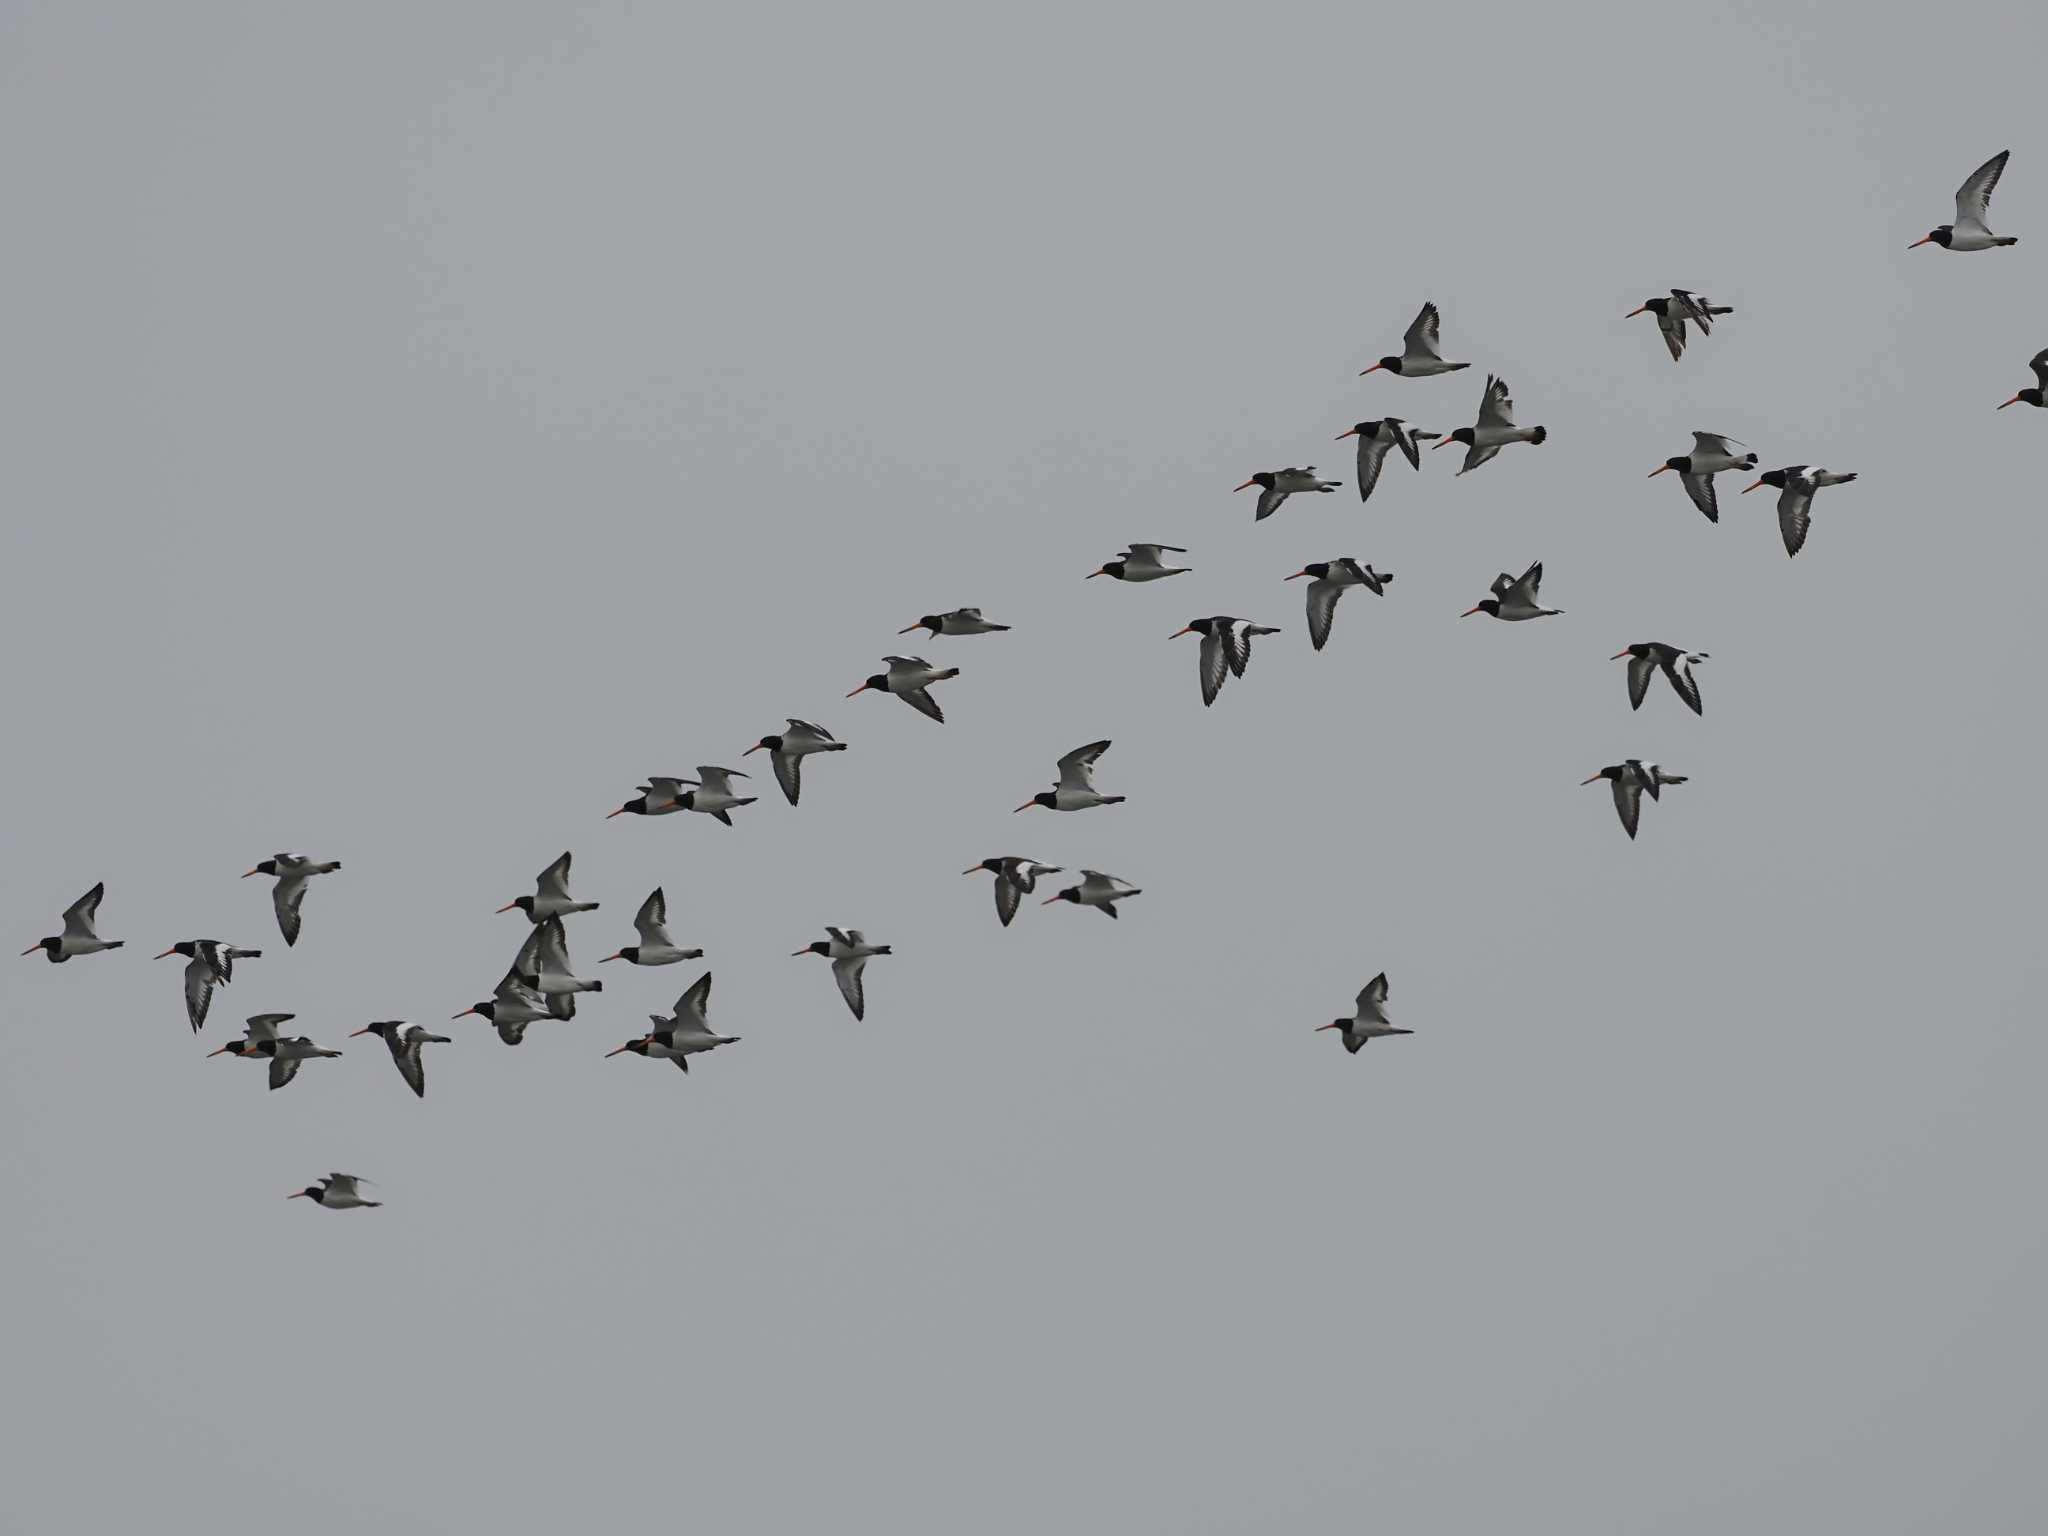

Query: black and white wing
[
  {"left": 1304, "top": 578, "right": 1343, "bottom": 653},
  {"left": 898, "top": 686, "right": 945, "bottom": 723},
  {"left": 992, "top": 873, "right": 1023, "bottom": 928},
  {"left": 1253, "top": 484, "right": 1289, "bottom": 522},
  {"left": 831, "top": 956, "right": 868, "bottom": 1020},
  {"left": 1663, "top": 656, "right": 1705, "bottom": 716},
  {"left": 272, "top": 878, "right": 307, "bottom": 947},
  {"left": 1055, "top": 740, "right": 1111, "bottom": 795},
  {"left": 634, "top": 888, "right": 670, "bottom": 946},
  {"left": 1403, "top": 301, "right": 1446, "bottom": 363},
  {"left": 2030, "top": 348, "right": 2048, "bottom": 394},
  {"left": 1680, "top": 471, "right": 1720, "bottom": 523},
  {"left": 391, "top": 1035, "right": 427, "bottom": 1098},
  {"left": 1692, "top": 431, "right": 1744, "bottom": 458},
  {"left": 183, "top": 955, "right": 217, "bottom": 1033},
  {"left": 1354, "top": 433, "right": 1395, "bottom": 504},
  {"left": 1356, "top": 973, "right": 1391, "bottom": 1026},
  {"left": 770, "top": 749, "right": 804, "bottom": 806},
  {"left": 1955, "top": 149, "right": 2009, "bottom": 238},
  {"left": 60, "top": 883, "right": 105, "bottom": 943},
  {"left": 536, "top": 917, "right": 573, "bottom": 979},
  {"left": 1509, "top": 562, "right": 1545, "bottom": 604},
  {"left": 1671, "top": 289, "right": 1714, "bottom": 331},
  {"left": 1457, "top": 442, "right": 1501, "bottom": 476},
  {"left": 535, "top": 851, "right": 574, "bottom": 905},
  {"left": 268, "top": 1053, "right": 304, "bottom": 1091},
  {"left": 1476, "top": 374, "right": 1516, "bottom": 431},
  {"left": 1626, "top": 652, "right": 1655, "bottom": 711},
  {"left": 1197, "top": 627, "right": 1229, "bottom": 707},
  {"left": 1656, "top": 308, "right": 1688, "bottom": 362},
  {"left": 1609, "top": 775, "right": 1643, "bottom": 840},
  {"left": 674, "top": 971, "right": 714, "bottom": 1034},
  {"left": 1777, "top": 481, "right": 1814, "bottom": 557}
]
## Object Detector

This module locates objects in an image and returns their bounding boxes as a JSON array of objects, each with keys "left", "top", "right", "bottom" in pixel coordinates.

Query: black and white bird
[
  {"left": 1460, "top": 562, "right": 1562, "bottom": 621},
  {"left": 1233, "top": 468, "right": 1342, "bottom": 521},
  {"left": 497, "top": 851, "right": 598, "bottom": 921},
  {"left": 153, "top": 939, "right": 261, "bottom": 1031},
  {"left": 1910, "top": 150, "right": 2017, "bottom": 252},
  {"left": 847, "top": 656, "right": 958, "bottom": 722},
  {"left": 348, "top": 1021, "right": 451, "bottom": 1099},
  {"left": 514, "top": 916, "right": 601, "bottom": 1020},
  {"left": 743, "top": 719, "right": 847, "bottom": 807},
  {"left": 1169, "top": 616, "right": 1283, "bottom": 706},
  {"left": 241, "top": 855, "right": 340, "bottom": 948},
  {"left": 1315, "top": 973, "right": 1410, "bottom": 1053},
  {"left": 1014, "top": 740, "right": 1124, "bottom": 813},
  {"left": 1741, "top": 466, "right": 1858, "bottom": 557},
  {"left": 1285, "top": 559, "right": 1391, "bottom": 652},
  {"left": 606, "top": 776, "right": 692, "bottom": 819},
  {"left": 1625, "top": 290, "right": 1733, "bottom": 361},
  {"left": 606, "top": 973, "right": 738, "bottom": 1073},
  {"left": 1040, "top": 870, "right": 1143, "bottom": 919},
  {"left": 1649, "top": 432, "right": 1757, "bottom": 522},
  {"left": 22, "top": 882, "right": 122, "bottom": 962},
  {"left": 600, "top": 888, "right": 702, "bottom": 966},
  {"left": 1334, "top": 419, "right": 1439, "bottom": 504},
  {"left": 1998, "top": 348, "right": 2048, "bottom": 410},
  {"left": 1087, "top": 543, "right": 1191, "bottom": 582},
  {"left": 1581, "top": 761, "right": 1689, "bottom": 840},
  {"left": 1434, "top": 375, "right": 1547, "bottom": 475},
  {"left": 674, "top": 767, "right": 758, "bottom": 826},
  {"left": 1359, "top": 301, "right": 1469, "bottom": 377},
  {"left": 793, "top": 927, "right": 892, "bottom": 1020},
  {"left": 898, "top": 608, "right": 1011, "bottom": 637},
  {"left": 207, "top": 1014, "right": 343, "bottom": 1091},
  {"left": 962, "top": 858, "right": 1064, "bottom": 928},
  {"left": 452, "top": 966, "right": 553, "bottom": 1045},
  {"left": 1612, "top": 643, "right": 1707, "bottom": 716},
  {"left": 288, "top": 1173, "right": 380, "bottom": 1210}
]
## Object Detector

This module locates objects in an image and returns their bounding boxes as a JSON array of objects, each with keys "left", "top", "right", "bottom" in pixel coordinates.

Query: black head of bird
[
  {"left": 348, "top": 1021, "right": 402, "bottom": 1042},
  {"left": 1459, "top": 598, "right": 1502, "bottom": 619},
  {"left": 963, "top": 859, "right": 1004, "bottom": 876},
  {"left": 21, "top": 936, "right": 61, "bottom": 959},
  {"left": 1333, "top": 422, "right": 1378, "bottom": 441},
  {"left": 1650, "top": 456, "right": 1691, "bottom": 477},
  {"left": 1433, "top": 427, "right": 1477, "bottom": 450},
  {"left": 846, "top": 673, "right": 889, "bottom": 698},
  {"left": 792, "top": 941, "right": 833, "bottom": 958},
  {"left": 1612, "top": 643, "right": 1653, "bottom": 662},
  {"left": 604, "top": 1036, "right": 654, "bottom": 1058},
  {"left": 1285, "top": 563, "right": 1330, "bottom": 582},
  {"left": 494, "top": 893, "right": 535, "bottom": 915},
  {"left": 242, "top": 860, "right": 278, "bottom": 879},
  {"left": 1086, "top": 559, "right": 1125, "bottom": 579},
  {"left": 1168, "top": 618, "right": 1218, "bottom": 639},
  {"left": 1908, "top": 225, "right": 1954, "bottom": 250},
  {"left": 899, "top": 615, "right": 943, "bottom": 635},
  {"left": 1623, "top": 298, "right": 1667, "bottom": 319},
  {"left": 287, "top": 1185, "right": 325, "bottom": 1202},
  {"left": 1998, "top": 386, "right": 2046, "bottom": 410},
  {"left": 606, "top": 795, "right": 651, "bottom": 818},
  {"left": 452, "top": 1001, "right": 494, "bottom": 1022},
  {"left": 1740, "top": 469, "right": 1790, "bottom": 495},
  {"left": 744, "top": 733, "right": 785, "bottom": 755},
  {"left": 1015, "top": 792, "right": 1058, "bottom": 813},
  {"left": 154, "top": 941, "right": 198, "bottom": 961},
  {"left": 1359, "top": 356, "right": 1403, "bottom": 376},
  {"left": 1231, "top": 473, "right": 1277, "bottom": 493}
]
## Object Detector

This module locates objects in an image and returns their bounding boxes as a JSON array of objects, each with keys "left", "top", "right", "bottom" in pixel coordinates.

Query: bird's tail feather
[{"left": 1528, "top": 425, "right": 1549, "bottom": 446}]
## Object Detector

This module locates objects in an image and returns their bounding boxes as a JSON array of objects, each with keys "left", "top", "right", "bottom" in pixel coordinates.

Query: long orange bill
[
  {"left": 1459, "top": 606, "right": 1483, "bottom": 617},
  {"left": 1285, "top": 570, "right": 1310, "bottom": 581},
  {"left": 1580, "top": 774, "right": 1604, "bottom": 785},
  {"left": 347, "top": 1027, "right": 372, "bottom": 1037},
  {"left": 1647, "top": 465, "right": 1671, "bottom": 477},
  {"left": 1231, "top": 479, "right": 1258, "bottom": 492},
  {"left": 1610, "top": 650, "right": 1632, "bottom": 660},
  {"left": 240, "top": 868, "right": 261, "bottom": 878},
  {"left": 845, "top": 683, "right": 871, "bottom": 697},
  {"left": 1358, "top": 363, "right": 1385, "bottom": 376},
  {"left": 21, "top": 945, "right": 41, "bottom": 956},
  {"left": 1624, "top": 306, "right": 1649, "bottom": 318},
  {"left": 1907, "top": 236, "right": 1933, "bottom": 249},
  {"left": 1740, "top": 480, "right": 1764, "bottom": 494},
  {"left": 1998, "top": 395, "right": 2022, "bottom": 409},
  {"left": 1168, "top": 627, "right": 1195, "bottom": 638},
  {"left": 154, "top": 947, "right": 178, "bottom": 959},
  {"left": 1334, "top": 428, "right": 1359, "bottom": 440}
]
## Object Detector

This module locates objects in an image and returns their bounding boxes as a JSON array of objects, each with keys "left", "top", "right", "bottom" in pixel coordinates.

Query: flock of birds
[{"left": 20, "top": 150, "right": 2040, "bottom": 1208}]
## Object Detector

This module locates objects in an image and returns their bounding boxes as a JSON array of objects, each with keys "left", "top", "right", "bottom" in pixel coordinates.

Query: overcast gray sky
[{"left": 6, "top": 3, "right": 2048, "bottom": 1531}]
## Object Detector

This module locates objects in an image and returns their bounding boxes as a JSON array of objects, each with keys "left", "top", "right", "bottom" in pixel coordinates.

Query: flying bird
[
  {"left": 606, "top": 777, "right": 692, "bottom": 818},
  {"left": 1998, "top": 348, "right": 2048, "bottom": 410},
  {"left": 207, "top": 1015, "right": 342, "bottom": 1091},
  {"left": 898, "top": 608, "right": 1011, "bottom": 637},
  {"left": 744, "top": 719, "right": 847, "bottom": 806},
  {"left": 1315, "top": 973, "right": 1411, "bottom": 1053},
  {"left": 1910, "top": 150, "right": 2017, "bottom": 251},
  {"left": 1334, "top": 419, "right": 1439, "bottom": 504},
  {"left": 1014, "top": 740, "right": 1124, "bottom": 813},
  {"left": 241, "top": 855, "right": 340, "bottom": 948},
  {"left": 153, "top": 939, "right": 262, "bottom": 1031},
  {"left": 1582, "top": 761, "right": 1689, "bottom": 840},
  {"left": 1461, "top": 562, "right": 1562, "bottom": 621},
  {"left": 1625, "top": 290, "right": 1733, "bottom": 361},
  {"left": 793, "top": 927, "right": 892, "bottom": 1020},
  {"left": 22, "top": 882, "right": 122, "bottom": 962},
  {"left": 496, "top": 851, "right": 598, "bottom": 921},
  {"left": 606, "top": 972, "right": 738, "bottom": 1073},
  {"left": 514, "top": 916, "right": 601, "bottom": 1020},
  {"left": 1649, "top": 432, "right": 1757, "bottom": 522},
  {"left": 1286, "top": 559, "right": 1391, "bottom": 652},
  {"left": 1434, "top": 375, "right": 1547, "bottom": 474},
  {"left": 1741, "top": 466, "right": 1858, "bottom": 557},
  {"left": 204, "top": 1012, "right": 292, "bottom": 1061},
  {"left": 1041, "top": 870, "right": 1143, "bottom": 919},
  {"left": 847, "top": 656, "right": 958, "bottom": 723},
  {"left": 288, "top": 1173, "right": 380, "bottom": 1210},
  {"left": 1169, "top": 616, "right": 1283, "bottom": 706},
  {"left": 962, "top": 858, "right": 1063, "bottom": 928},
  {"left": 1359, "top": 301, "right": 1469, "bottom": 377},
  {"left": 601, "top": 888, "right": 702, "bottom": 966},
  {"left": 1088, "top": 544, "right": 1191, "bottom": 582},
  {"left": 1612, "top": 643, "right": 1707, "bottom": 716},
  {"left": 673, "top": 767, "right": 758, "bottom": 826},
  {"left": 1233, "top": 468, "right": 1342, "bottom": 522},
  {"left": 349, "top": 1021, "right": 451, "bottom": 1099},
  {"left": 452, "top": 966, "right": 552, "bottom": 1045}
]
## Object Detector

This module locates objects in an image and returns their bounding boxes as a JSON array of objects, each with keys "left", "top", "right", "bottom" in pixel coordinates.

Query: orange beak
[
  {"left": 599, "top": 952, "right": 624, "bottom": 963},
  {"left": 1315, "top": 1022, "right": 1343, "bottom": 1031},
  {"left": 206, "top": 1044, "right": 236, "bottom": 1057},
  {"left": 1431, "top": 436, "right": 1454, "bottom": 449},
  {"left": 1740, "top": 480, "right": 1765, "bottom": 494},
  {"left": 1998, "top": 395, "right": 2023, "bottom": 409},
  {"left": 494, "top": 901, "right": 520, "bottom": 913},
  {"left": 153, "top": 947, "right": 178, "bottom": 959},
  {"left": 1284, "top": 570, "right": 1310, "bottom": 581},
  {"left": 452, "top": 1007, "right": 478, "bottom": 1019},
  {"left": 1459, "top": 605, "right": 1484, "bottom": 618},
  {"left": 347, "top": 1026, "right": 372, "bottom": 1037},
  {"left": 962, "top": 866, "right": 985, "bottom": 876},
  {"left": 1168, "top": 626, "right": 1195, "bottom": 639},
  {"left": 1013, "top": 801, "right": 1039, "bottom": 813},
  {"left": 1085, "top": 567, "right": 1107, "bottom": 578},
  {"left": 1647, "top": 464, "right": 1672, "bottom": 477},
  {"left": 896, "top": 622, "right": 922, "bottom": 634},
  {"left": 20, "top": 945, "right": 40, "bottom": 956},
  {"left": 240, "top": 868, "right": 261, "bottom": 879},
  {"left": 604, "top": 806, "right": 629, "bottom": 818},
  {"left": 742, "top": 743, "right": 765, "bottom": 755},
  {"left": 1231, "top": 478, "right": 1258, "bottom": 492},
  {"left": 1581, "top": 774, "right": 1604, "bottom": 785},
  {"left": 845, "top": 683, "right": 872, "bottom": 697},
  {"left": 1907, "top": 235, "right": 1934, "bottom": 249},
  {"left": 1334, "top": 428, "right": 1359, "bottom": 440},
  {"left": 287, "top": 1191, "right": 308, "bottom": 1199},
  {"left": 791, "top": 948, "right": 812, "bottom": 957},
  {"left": 1624, "top": 306, "right": 1649, "bottom": 318},
  {"left": 1040, "top": 895, "right": 1060, "bottom": 905},
  {"left": 605, "top": 1042, "right": 638, "bottom": 1057},
  {"left": 1358, "top": 363, "right": 1385, "bottom": 376}
]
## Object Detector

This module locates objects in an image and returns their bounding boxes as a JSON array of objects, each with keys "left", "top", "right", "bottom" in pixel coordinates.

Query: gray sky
[{"left": 6, "top": 3, "right": 2047, "bottom": 1530}]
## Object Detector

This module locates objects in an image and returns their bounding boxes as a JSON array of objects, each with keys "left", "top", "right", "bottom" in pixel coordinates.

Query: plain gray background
[{"left": 5, "top": 3, "right": 2046, "bottom": 1530}]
